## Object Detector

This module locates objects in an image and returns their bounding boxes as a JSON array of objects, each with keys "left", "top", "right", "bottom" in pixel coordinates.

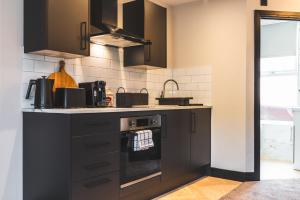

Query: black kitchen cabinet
[
  {"left": 161, "top": 110, "right": 190, "bottom": 191},
  {"left": 23, "top": 108, "right": 211, "bottom": 200},
  {"left": 23, "top": 113, "right": 120, "bottom": 200},
  {"left": 161, "top": 108, "right": 211, "bottom": 191},
  {"left": 123, "top": 0, "right": 167, "bottom": 68},
  {"left": 190, "top": 109, "right": 212, "bottom": 176},
  {"left": 24, "top": 0, "right": 89, "bottom": 58}
]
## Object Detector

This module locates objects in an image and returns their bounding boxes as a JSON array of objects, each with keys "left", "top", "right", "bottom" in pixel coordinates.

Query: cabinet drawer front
[
  {"left": 72, "top": 173, "right": 119, "bottom": 200},
  {"left": 71, "top": 114, "right": 119, "bottom": 137},
  {"left": 72, "top": 133, "right": 119, "bottom": 156},
  {"left": 120, "top": 175, "right": 161, "bottom": 200},
  {"left": 72, "top": 152, "right": 120, "bottom": 181}
]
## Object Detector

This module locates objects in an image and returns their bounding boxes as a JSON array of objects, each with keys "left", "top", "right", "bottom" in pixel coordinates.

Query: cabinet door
[
  {"left": 190, "top": 109, "right": 211, "bottom": 171},
  {"left": 144, "top": 0, "right": 167, "bottom": 68},
  {"left": 47, "top": 0, "right": 89, "bottom": 56},
  {"left": 161, "top": 110, "right": 190, "bottom": 187},
  {"left": 123, "top": 0, "right": 167, "bottom": 68}
]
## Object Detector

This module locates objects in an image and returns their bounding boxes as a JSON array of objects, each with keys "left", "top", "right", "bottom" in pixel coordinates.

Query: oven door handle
[{"left": 120, "top": 172, "right": 162, "bottom": 189}]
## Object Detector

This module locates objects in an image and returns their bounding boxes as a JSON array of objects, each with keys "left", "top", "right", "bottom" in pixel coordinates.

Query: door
[
  {"left": 47, "top": 0, "right": 89, "bottom": 56},
  {"left": 190, "top": 109, "right": 211, "bottom": 172},
  {"left": 161, "top": 110, "right": 190, "bottom": 187}
]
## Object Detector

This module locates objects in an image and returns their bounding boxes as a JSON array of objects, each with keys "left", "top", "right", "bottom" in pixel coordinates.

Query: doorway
[{"left": 255, "top": 11, "right": 300, "bottom": 181}]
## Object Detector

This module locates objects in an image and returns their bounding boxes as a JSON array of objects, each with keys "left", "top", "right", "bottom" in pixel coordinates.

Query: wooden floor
[{"left": 156, "top": 177, "right": 241, "bottom": 200}]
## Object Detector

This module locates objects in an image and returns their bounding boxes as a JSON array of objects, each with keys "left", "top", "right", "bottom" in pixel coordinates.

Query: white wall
[
  {"left": 0, "top": 0, "right": 23, "bottom": 199},
  {"left": 172, "top": 0, "right": 248, "bottom": 172},
  {"left": 172, "top": 0, "right": 300, "bottom": 173}
]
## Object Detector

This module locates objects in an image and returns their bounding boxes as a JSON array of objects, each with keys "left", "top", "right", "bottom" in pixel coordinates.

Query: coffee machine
[{"left": 79, "top": 81, "right": 107, "bottom": 107}]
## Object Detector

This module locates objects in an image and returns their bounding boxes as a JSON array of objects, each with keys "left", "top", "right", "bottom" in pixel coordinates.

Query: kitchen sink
[{"left": 155, "top": 97, "right": 193, "bottom": 106}]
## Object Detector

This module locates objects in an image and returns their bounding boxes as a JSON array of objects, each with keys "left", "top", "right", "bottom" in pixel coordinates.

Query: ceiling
[{"left": 158, "top": 0, "right": 200, "bottom": 6}]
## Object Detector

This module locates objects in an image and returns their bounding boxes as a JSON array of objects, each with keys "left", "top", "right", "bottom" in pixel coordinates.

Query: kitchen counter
[{"left": 22, "top": 105, "right": 212, "bottom": 114}]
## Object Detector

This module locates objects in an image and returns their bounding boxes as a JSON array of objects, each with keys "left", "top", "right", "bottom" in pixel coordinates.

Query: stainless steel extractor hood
[
  {"left": 90, "top": 24, "right": 151, "bottom": 48},
  {"left": 90, "top": 0, "right": 150, "bottom": 48}
]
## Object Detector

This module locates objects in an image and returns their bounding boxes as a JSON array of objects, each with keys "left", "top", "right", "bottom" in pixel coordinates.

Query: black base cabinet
[
  {"left": 160, "top": 109, "right": 212, "bottom": 193},
  {"left": 23, "top": 108, "right": 211, "bottom": 200},
  {"left": 161, "top": 110, "right": 191, "bottom": 189},
  {"left": 23, "top": 113, "right": 120, "bottom": 200}
]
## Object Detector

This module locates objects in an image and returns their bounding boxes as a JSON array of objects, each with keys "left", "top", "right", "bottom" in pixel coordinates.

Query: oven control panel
[{"left": 121, "top": 115, "right": 162, "bottom": 131}]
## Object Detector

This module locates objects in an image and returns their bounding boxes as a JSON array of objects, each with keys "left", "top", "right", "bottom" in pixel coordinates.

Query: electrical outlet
[{"left": 261, "top": 0, "right": 268, "bottom": 6}]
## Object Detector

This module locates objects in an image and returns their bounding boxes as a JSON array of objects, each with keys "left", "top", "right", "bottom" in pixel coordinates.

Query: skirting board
[{"left": 210, "top": 168, "right": 257, "bottom": 182}]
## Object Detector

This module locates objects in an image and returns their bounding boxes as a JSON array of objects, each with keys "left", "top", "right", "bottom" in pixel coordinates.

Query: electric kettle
[{"left": 25, "top": 76, "right": 54, "bottom": 109}]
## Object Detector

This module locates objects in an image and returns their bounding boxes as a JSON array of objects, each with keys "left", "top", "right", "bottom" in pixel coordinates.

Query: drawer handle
[
  {"left": 84, "top": 162, "right": 111, "bottom": 171},
  {"left": 85, "top": 142, "right": 111, "bottom": 149},
  {"left": 84, "top": 178, "right": 111, "bottom": 189}
]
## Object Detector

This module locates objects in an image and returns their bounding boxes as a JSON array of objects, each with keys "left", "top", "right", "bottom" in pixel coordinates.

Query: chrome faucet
[{"left": 160, "top": 79, "right": 179, "bottom": 98}]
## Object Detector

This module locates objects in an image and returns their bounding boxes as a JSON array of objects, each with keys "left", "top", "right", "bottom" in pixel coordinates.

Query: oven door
[{"left": 120, "top": 128, "right": 161, "bottom": 188}]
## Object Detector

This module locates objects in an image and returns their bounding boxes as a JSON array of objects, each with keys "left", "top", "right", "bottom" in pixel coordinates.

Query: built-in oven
[{"left": 120, "top": 115, "right": 162, "bottom": 189}]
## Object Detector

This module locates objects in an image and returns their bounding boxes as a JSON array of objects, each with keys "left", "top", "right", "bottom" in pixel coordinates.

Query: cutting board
[{"left": 48, "top": 60, "right": 78, "bottom": 92}]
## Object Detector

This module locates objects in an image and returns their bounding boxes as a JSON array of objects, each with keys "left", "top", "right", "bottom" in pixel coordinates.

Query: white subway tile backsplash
[
  {"left": 111, "top": 60, "right": 123, "bottom": 70},
  {"left": 45, "top": 56, "right": 63, "bottom": 63},
  {"left": 173, "top": 66, "right": 212, "bottom": 104},
  {"left": 65, "top": 58, "right": 81, "bottom": 65},
  {"left": 130, "top": 72, "right": 147, "bottom": 81},
  {"left": 34, "top": 61, "right": 55, "bottom": 73},
  {"left": 23, "top": 53, "right": 44, "bottom": 61},
  {"left": 81, "top": 57, "right": 110, "bottom": 68},
  {"left": 22, "top": 48, "right": 211, "bottom": 108},
  {"left": 176, "top": 76, "right": 192, "bottom": 84},
  {"left": 23, "top": 59, "right": 34, "bottom": 72}
]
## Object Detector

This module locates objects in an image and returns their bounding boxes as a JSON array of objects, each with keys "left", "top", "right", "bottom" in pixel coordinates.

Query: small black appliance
[
  {"left": 54, "top": 88, "right": 86, "bottom": 108},
  {"left": 25, "top": 76, "right": 54, "bottom": 109},
  {"left": 79, "top": 81, "right": 107, "bottom": 107}
]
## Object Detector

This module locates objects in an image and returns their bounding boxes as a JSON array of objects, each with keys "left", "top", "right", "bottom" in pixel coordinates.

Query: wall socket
[{"left": 261, "top": 0, "right": 268, "bottom": 6}]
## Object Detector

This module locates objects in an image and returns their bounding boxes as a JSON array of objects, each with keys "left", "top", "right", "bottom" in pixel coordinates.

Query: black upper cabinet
[
  {"left": 24, "top": 0, "right": 90, "bottom": 58},
  {"left": 91, "top": 0, "right": 117, "bottom": 29},
  {"left": 123, "top": 0, "right": 167, "bottom": 68}
]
